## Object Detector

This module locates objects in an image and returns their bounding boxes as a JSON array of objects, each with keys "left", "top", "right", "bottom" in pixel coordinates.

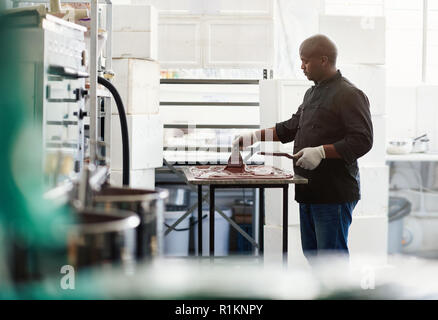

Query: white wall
[{"left": 386, "top": 85, "right": 438, "bottom": 152}]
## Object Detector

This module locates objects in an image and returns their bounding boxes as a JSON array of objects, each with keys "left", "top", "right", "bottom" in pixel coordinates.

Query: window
[{"left": 426, "top": 0, "right": 438, "bottom": 83}]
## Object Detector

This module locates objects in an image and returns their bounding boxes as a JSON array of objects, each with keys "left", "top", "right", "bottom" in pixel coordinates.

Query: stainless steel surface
[
  {"left": 258, "top": 151, "right": 297, "bottom": 160},
  {"left": 76, "top": 164, "right": 109, "bottom": 209},
  {"left": 92, "top": 187, "right": 168, "bottom": 259},
  {"left": 67, "top": 208, "right": 140, "bottom": 269},
  {"left": 89, "top": 0, "right": 98, "bottom": 164},
  {"left": 166, "top": 187, "right": 191, "bottom": 207},
  {"left": 412, "top": 134, "right": 429, "bottom": 153}
]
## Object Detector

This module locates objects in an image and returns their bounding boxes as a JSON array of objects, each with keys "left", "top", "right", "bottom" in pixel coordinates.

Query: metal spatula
[{"left": 258, "top": 152, "right": 300, "bottom": 160}]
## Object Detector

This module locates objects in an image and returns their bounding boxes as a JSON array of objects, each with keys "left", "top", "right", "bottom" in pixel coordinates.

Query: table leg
[
  {"left": 283, "top": 184, "right": 289, "bottom": 265},
  {"left": 259, "top": 187, "right": 265, "bottom": 255},
  {"left": 198, "top": 185, "right": 203, "bottom": 256},
  {"left": 209, "top": 185, "right": 215, "bottom": 257}
]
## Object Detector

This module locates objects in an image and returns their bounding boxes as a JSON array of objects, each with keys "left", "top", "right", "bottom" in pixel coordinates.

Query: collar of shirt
[{"left": 314, "top": 69, "right": 342, "bottom": 87}]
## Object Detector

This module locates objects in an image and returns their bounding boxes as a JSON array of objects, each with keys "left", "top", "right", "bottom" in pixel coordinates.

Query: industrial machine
[
  {"left": 4, "top": 7, "right": 88, "bottom": 188},
  {"left": 0, "top": 3, "right": 156, "bottom": 287}
]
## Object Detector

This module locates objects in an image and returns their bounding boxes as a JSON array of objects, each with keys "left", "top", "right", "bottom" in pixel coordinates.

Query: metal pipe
[
  {"left": 259, "top": 187, "right": 264, "bottom": 254},
  {"left": 422, "top": 0, "right": 428, "bottom": 82},
  {"left": 282, "top": 185, "right": 288, "bottom": 266},
  {"left": 198, "top": 185, "right": 203, "bottom": 256},
  {"left": 89, "top": 0, "right": 98, "bottom": 165},
  {"left": 209, "top": 186, "right": 215, "bottom": 257}
]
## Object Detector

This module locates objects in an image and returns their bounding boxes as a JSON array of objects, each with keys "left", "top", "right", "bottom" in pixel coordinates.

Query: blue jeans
[{"left": 299, "top": 201, "right": 357, "bottom": 259}]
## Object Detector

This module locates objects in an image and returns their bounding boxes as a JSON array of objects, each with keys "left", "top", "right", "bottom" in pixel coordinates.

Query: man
[{"left": 233, "top": 34, "right": 373, "bottom": 260}]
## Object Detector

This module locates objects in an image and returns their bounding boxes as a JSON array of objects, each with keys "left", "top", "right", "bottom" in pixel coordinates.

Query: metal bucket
[
  {"left": 67, "top": 208, "right": 140, "bottom": 269},
  {"left": 92, "top": 187, "right": 168, "bottom": 260},
  {"left": 166, "top": 187, "right": 191, "bottom": 208}
]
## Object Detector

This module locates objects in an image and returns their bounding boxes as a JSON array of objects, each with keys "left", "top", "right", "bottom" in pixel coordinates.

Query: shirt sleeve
[
  {"left": 332, "top": 87, "right": 373, "bottom": 164},
  {"left": 275, "top": 105, "right": 303, "bottom": 144}
]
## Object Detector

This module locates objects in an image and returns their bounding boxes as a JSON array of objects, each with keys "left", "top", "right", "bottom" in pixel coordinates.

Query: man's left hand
[{"left": 293, "top": 146, "right": 325, "bottom": 170}]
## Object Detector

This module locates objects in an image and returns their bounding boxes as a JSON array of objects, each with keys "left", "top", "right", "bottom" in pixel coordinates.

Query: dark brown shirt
[{"left": 275, "top": 70, "right": 373, "bottom": 203}]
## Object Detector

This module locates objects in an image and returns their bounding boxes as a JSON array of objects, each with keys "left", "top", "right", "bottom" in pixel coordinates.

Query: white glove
[
  {"left": 232, "top": 131, "right": 258, "bottom": 150},
  {"left": 294, "top": 146, "right": 325, "bottom": 170}
]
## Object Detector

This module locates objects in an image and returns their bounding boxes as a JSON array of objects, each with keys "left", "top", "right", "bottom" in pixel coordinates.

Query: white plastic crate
[
  {"left": 110, "top": 168, "right": 155, "bottom": 189},
  {"left": 110, "top": 114, "right": 163, "bottom": 170},
  {"left": 111, "top": 58, "right": 160, "bottom": 115}
]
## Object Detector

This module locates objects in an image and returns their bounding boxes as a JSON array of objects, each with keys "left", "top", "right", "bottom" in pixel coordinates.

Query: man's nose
[{"left": 301, "top": 62, "right": 305, "bottom": 70}]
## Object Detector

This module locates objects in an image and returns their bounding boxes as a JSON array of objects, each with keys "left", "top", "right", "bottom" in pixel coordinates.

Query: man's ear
[{"left": 321, "top": 55, "right": 329, "bottom": 65}]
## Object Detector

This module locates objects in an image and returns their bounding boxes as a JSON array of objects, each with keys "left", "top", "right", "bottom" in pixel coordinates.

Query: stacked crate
[
  {"left": 109, "top": 5, "right": 162, "bottom": 189},
  {"left": 320, "top": 15, "right": 388, "bottom": 265}
]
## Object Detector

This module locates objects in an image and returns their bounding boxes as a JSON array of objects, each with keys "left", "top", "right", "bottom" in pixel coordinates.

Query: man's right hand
[{"left": 232, "top": 131, "right": 258, "bottom": 150}]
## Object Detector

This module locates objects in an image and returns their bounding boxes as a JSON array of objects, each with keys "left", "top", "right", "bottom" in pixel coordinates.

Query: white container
[
  {"left": 358, "top": 115, "right": 387, "bottom": 165},
  {"left": 339, "top": 64, "right": 386, "bottom": 116},
  {"left": 113, "top": 5, "right": 158, "bottom": 33},
  {"left": 163, "top": 211, "right": 191, "bottom": 256},
  {"left": 355, "top": 165, "right": 389, "bottom": 217},
  {"left": 348, "top": 215, "right": 388, "bottom": 265},
  {"left": 204, "top": 18, "right": 274, "bottom": 68},
  {"left": 263, "top": 154, "right": 299, "bottom": 226},
  {"left": 259, "top": 79, "right": 312, "bottom": 153},
  {"left": 263, "top": 224, "right": 308, "bottom": 268},
  {"left": 109, "top": 168, "right": 155, "bottom": 189},
  {"left": 113, "top": 31, "right": 158, "bottom": 60},
  {"left": 110, "top": 114, "right": 163, "bottom": 170},
  {"left": 158, "top": 18, "right": 202, "bottom": 68},
  {"left": 112, "top": 5, "right": 158, "bottom": 60},
  {"left": 193, "top": 209, "right": 232, "bottom": 256},
  {"left": 111, "top": 58, "right": 160, "bottom": 115},
  {"left": 319, "top": 15, "right": 386, "bottom": 65}
]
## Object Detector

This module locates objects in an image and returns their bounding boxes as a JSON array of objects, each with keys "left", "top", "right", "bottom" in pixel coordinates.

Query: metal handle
[
  {"left": 48, "top": 65, "right": 89, "bottom": 79},
  {"left": 258, "top": 152, "right": 298, "bottom": 160}
]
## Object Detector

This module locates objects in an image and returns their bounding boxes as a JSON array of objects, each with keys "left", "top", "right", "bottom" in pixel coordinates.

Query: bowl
[{"left": 387, "top": 140, "right": 413, "bottom": 155}]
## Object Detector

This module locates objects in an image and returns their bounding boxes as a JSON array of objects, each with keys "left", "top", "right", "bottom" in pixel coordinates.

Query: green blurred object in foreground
[{"left": 0, "top": 10, "right": 76, "bottom": 294}]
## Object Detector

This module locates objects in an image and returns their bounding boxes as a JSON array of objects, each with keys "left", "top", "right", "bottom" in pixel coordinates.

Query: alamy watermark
[
  {"left": 60, "top": 265, "right": 75, "bottom": 290},
  {"left": 360, "top": 265, "right": 376, "bottom": 290}
]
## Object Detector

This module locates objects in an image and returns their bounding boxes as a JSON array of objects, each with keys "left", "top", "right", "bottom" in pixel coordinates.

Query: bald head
[{"left": 300, "top": 34, "right": 338, "bottom": 66}]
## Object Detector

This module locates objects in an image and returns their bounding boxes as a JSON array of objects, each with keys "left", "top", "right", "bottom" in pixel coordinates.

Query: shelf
[
  {"left": 164, "top": 145, "right": 260, "bottom": 152},
  {"left": 12, "top": 0, "right": 112, "bottom": 4},
  {"left": 163, "top": 149, "right": 260, "bottom": 165},
  {"left": 163, "top": 124, "right": 259, "bottom": 129},
  {"left": 160, "top": 102, "right": 259, "bottom": 107},
  {"left": 160, "top": 79, "right": 260, "bottom": 85},
  {"left": 386, "top": 153, "right": 438, "bottom": 162}
]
